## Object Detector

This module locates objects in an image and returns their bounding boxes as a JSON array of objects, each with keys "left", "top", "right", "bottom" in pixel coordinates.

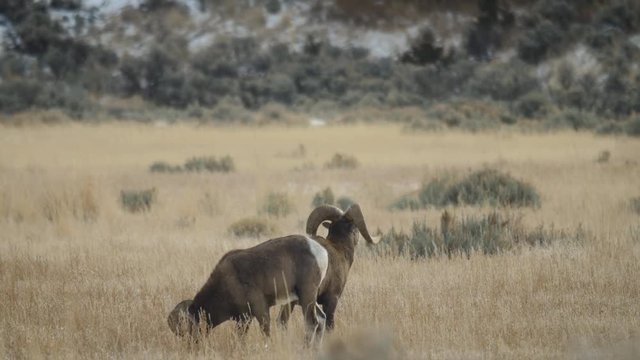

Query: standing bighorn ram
[
  {"left": 277, "top": 204, "right": 379, "bottom": 331},
  {"left": 167, "top": 203, "right": 378, "bottom": 344}
]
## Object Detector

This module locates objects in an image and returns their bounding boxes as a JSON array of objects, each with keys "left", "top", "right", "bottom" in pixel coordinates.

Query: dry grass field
[{"left": 1, "top": 123, "right": 639, "bottom": 359}]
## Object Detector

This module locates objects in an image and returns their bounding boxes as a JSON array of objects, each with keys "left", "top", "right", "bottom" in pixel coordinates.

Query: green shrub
[
  {"left": 378, "top": 221, "right": 439, "bottom": 259},
  {"left": 548, "top": 109, "right": 598, "bottom": 130},
  {"left": 376, "top": 211, "right": 584, "bottom": 259},
  {"left": 392, "top": 175, "right": 453, "bottom": 210},
  {"left": 585, "top": 25, "right": 620, "bottom": 50},
  {"left": 120, "top": 187, "right": 157, "bottom": 213},
  {"left": 261, "top": 192, "right": 294, "bottom": 218},
  {"left": 324, "top": 153, "right": 359, "bottom": 170},
  {"left": 310, "top": 188, "right": 354, "bottom": 210},
  {"left": 500, "top": 113, "right": 517, "bottom": 125},
  {"left": 467, "top": 60, "right": 539, "bottom": 102},
  {"left": 14, "top": 9, "right": 64, "bottom": 55},
  {"left": 336, "top": 196, "right": 355, "bottom": 211},
  {"left": 426, "top": 105, "right": 463, "bottom": 127},
  {"left": 392, "top": 169, "right": 540, "bottom": 210},
  {"left": 228, "top": 217, "right": 277, "bottom": 238},
  {"left": 630, "top": 197, "right": 640, "bottom": 215},
  {"left": 443, "top": 169, "right": 540, "bottom": 208},
  {"left": 535, "top": 0, "right": 576, "bottom": 28},
  {"left": 312, "top": 187, "right": 335, "bottom": 208},
  {"left": 50, "top": 0, "right": 82, "bottom": 10},
  {"left": 150, "top": 155, "right": 234, "bottom": 173},
  {"left": 559, "top": 74, "right": 599, "bottom": 112},
  {"left": 139, "top": 46, "right": 194, "bottom": 109},
  {"left": 389, "top": 195, "right": 423, "bottom": 211},
  {"left": 184, "top": 156, "right": 234, "bottom": 173},
  {"left": 0, "top": 77, "right": 88, "bottom": 117},
  {"left": 595, "top": 0, "right": 640, "bottom": 33},
  {"left": 140, "top": 0, "right": 185, "bottom": 11},
  {"left": 265, "top": 0, "right": 281, "bottom": 14},
  {"left": 267, "top": 74, "right": 296, "bottom": 105},
  {"left": 400, "top": 26, "right": 446, "bottom": 65},
  {"left": 514, "top": 91, "right": 549, "bottom": 119},
  {"left": 626, "top": 117, "right": 640, "bottom": 136},
  {"left": 149, "top": 161, "right": 183, "bottom": 173},
  {"left": 517, "top": 19, "right": 563, "bottom": 64},
  {"left": 418, "top": 175, "right": 452, "bottom": 206},
  {"left": 595, "top": 120, "right": 626, "bottom": 135},
  {"left": 0, "top": 79, "right": 41, "bottom": 114},
  {"left": 598, "top": 69, "right": 637, "bottom": 117},
  {"left": 210, "top": 97, "right": 253, "bottom": 123}
]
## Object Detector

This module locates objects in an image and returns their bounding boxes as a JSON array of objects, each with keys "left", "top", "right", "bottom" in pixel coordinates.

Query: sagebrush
[
  {"left": 377, "top": 211, "right": 584, "bottom": 259},
  {"left": 392, "top": 169, "right": 540, "bottom": 210}
]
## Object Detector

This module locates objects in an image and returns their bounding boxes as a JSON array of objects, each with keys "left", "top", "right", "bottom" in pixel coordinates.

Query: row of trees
[{"left": 0, "top": 0, "right": 639, "bottom": 124}]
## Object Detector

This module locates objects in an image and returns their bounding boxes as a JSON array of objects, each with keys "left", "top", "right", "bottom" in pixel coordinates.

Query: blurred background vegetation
[{"left": 1, "top": 0, "right": 639, "bottom": 133}]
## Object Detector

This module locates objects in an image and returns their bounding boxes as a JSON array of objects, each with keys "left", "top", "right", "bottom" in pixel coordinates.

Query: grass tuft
[
  {"left": 261, "top": 192, "right": 294, "bottom": 218},
  {"left": 120, "top": 187, "right": 157, "bottom": 213}
]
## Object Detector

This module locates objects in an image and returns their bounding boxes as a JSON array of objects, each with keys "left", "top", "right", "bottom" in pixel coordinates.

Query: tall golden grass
[{"left": 1, "top": 123, "right": 639, "bottom": 359}]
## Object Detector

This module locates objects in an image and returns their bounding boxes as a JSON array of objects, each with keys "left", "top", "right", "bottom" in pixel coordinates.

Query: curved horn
[
  {"left": 306, "top": 205, "right": 344, "bottom": 235},
  {"left": 345, "top": 204, "right": 380, "bottom": 244},
  {"left": 168, "top": 299, "right": 196, "bottom": 337}
]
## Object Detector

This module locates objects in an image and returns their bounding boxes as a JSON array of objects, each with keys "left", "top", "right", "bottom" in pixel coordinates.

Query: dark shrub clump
[
  {"left": 150, "top": 155, "right": 235, "bottom": 173},
  {"left": 311, "top": 187, "right": 355, "bottom": 210},
  {"left": 336, "top": 196, "right": 355, "bottom": 211},
  {"left": 630, "top": 197, "right": 640, "bottom": 215},
  {"left": 444, "top": 169, "right": 540, "bottom": 208},
  {"left": 149, "top": 161, "right": 183, "bottom": 173},
  {"left": 376, "top": 211, "right": 584, "bottom": 259},
  {"left": 312, "top": 187, "right": 335, "bottom": 208},
  {"left": 392, "top": 169, "right": 540, "bottom": 210},
  {"left": 184, "top": 156, "right": 234, "bottom": 173}
]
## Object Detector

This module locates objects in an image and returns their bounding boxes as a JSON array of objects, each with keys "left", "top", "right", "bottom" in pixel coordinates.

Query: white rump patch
[{"left": 305, "top": 237, "right": 329, "bottom": 283}]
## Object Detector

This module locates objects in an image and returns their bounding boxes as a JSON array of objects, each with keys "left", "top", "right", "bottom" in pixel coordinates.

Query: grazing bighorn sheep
[
  {"left": 278, "top": 204, "right": 379, "bottom": 331},
  {"left": 167, "top": 203, "right": 377, "bottom": 344},
  {"left": 168, "top": 236, "right": 329, "bottom": 344}
]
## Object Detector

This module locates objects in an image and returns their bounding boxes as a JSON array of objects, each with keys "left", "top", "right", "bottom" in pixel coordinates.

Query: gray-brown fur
[
  {"left": 168, "top": 235, "right": 327, "bottom": 344},
  {"left": 278, "top": 204, "right": 378, "bottom": 331}
]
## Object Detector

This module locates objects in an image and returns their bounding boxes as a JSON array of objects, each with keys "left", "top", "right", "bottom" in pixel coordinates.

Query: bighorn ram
[
  {"left": 167, "top": 203, "right": 377, "bottom": 344},
  {"left": 278, "top": 204, "right": 379, "bottom": 331}
]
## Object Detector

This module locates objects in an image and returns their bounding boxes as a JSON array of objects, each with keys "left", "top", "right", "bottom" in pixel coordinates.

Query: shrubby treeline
[{"left": 1, "top": 0, "right": 639, "bottom": 132}]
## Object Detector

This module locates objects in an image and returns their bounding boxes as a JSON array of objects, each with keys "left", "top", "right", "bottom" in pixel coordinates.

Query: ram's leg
[
  {"left": 250, "top": 300, "right": 271, "bottom": 337},
  {"left": 300, "top": 292, "right": 325, "bottom": 346},
  {"left": 319, "top": 295, "right": 338, "bottom": 331},
  {"left": 277, "top": 301, "right": 297, "bottom": 328},
  {"left": 315, "top": 302, "right": 326, "bottom": 339}
]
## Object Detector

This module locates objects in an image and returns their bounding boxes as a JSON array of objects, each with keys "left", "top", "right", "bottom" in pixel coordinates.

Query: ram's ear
[{"left": 322, "top": 221, "right": 331, "bottom": 229}]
